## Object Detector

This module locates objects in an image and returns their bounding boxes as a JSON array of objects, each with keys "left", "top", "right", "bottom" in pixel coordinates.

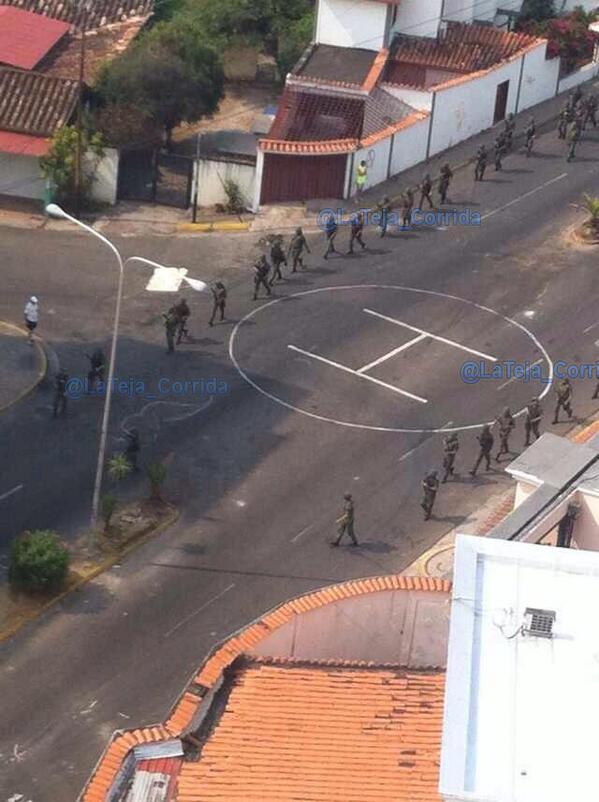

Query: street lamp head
[{"left": 45, "top": 203, "right": 68, "bottom": 219}]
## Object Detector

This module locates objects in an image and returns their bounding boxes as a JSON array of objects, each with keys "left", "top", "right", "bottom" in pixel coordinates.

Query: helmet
[
  {"left": 343, "top": 492, "right": 352, "bottom": 500},
  {"left": 30, "top": 296, "right": 38, "bottom": 303},
  {"left": 296, "top": 227, "right": 302, "bottom": 234}
]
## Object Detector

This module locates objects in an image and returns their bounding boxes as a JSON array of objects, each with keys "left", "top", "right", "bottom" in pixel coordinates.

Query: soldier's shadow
[
  {"left": 503, "top": 167, "right": 534, "bottom": 174},
  {"left": 354, "top": 540, "right": 396, "bottom": 554},
  {"left": 529, "top": 152, "right": 560, "bottom": 160}
]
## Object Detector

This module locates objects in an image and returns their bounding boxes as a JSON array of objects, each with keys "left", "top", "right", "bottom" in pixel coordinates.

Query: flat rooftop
[
  {"left": 441, "top": 535, "right": 599, "bottom": 801},
  {"left": 296, "top": 43, "right": 378, "bottom": 86}
]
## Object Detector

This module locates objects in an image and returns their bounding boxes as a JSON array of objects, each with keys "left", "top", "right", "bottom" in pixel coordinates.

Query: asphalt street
[{"left": 2, "top": 123, "right": 599, "bottom": 801}]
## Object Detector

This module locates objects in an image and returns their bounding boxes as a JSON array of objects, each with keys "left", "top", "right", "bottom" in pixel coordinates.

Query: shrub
[
  {"left": 108, "top": 453, "right": 133, "bottom": 482},
  {"left": 100, "top": 494, "right": 117, "bottom": 531},
  {"left": 147, "top": 462, "right": 167, "bottom": 501},
  {"left": 223, "top": 179, "right": 246, "bottom": 213},
  {"left": 519, "top": 9, "right": 599, "bottom": 74},
  {"left": 583, "top": 194, "right": 599, "bottom": 232},
  {"left": 9, "top": 530, "right": 69, "bottom": 592}
]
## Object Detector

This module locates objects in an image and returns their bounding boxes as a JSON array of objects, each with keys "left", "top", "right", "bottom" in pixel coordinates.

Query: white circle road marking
[{"left": 229, "top": 285, "right": 554, "bottom": 434}]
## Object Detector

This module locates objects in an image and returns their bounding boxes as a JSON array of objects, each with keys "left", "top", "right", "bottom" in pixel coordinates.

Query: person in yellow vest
[{"left": 355, "top": 160, "right": 367, "bottom": 196}]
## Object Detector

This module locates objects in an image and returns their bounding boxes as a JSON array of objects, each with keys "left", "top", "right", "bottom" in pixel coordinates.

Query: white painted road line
[
  {"left": 398, "top": 420, "right": 454, "bottom": 462},
  {"left": 363, "top": 309, "right": 498, "bottom": 362},
  {"left": 356, "top": 334, "right": 427, "bottom": 374},
  {"left": 164, "top": 583, "right": 235, "bottom": 638},
  {"left": 481, "top": 172, "right": 568, "bottom": 222},
  {"left": 288, "top": 344, "right": 428, "bottom": 404},
  {"left": 497, "top": 358, "right": 543, "bottom": 391},
  {"left": 583, "top": 322, "right": 599, "bottom": 334},
  {"left": 0, "top": 484, "right": 23, "bottom": 503},
  {"left": 291, "top": 523, "right": 314, "bottom": 543}
]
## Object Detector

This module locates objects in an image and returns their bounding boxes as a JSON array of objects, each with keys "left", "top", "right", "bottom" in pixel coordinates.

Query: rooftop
[
  {"left": 80, "top": 574, "right": 451, "bottom": 801},
  {"left": 178, "top": 655, "right": 445, "bottom": 802},
  {"left": 0, "top": 6, "right": 69, "bottom": 69},
  {"left": 386, "top": 21, "right": 545, "bottom": 88},
  {"left": 295, "top": 43, "right": 380, "bottom": 87},
  {"left": 0, "top": 66, "right": 78, "bottom": 136},
  {"left": 441, "top": 534, "right": 599, "bottom": 802},
  {"left": 0, "top": 0, "right": 154, "bottom": 31}
]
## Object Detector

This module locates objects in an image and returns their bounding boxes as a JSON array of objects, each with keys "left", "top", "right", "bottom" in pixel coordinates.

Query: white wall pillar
[{"left": 252, "top": 149, "right": 265, "bottom": 212}]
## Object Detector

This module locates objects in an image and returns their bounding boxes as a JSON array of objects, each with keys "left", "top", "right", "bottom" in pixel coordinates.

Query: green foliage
[
  {"left": 39, "top": 126, "right": 104, "bottom": 204},
  {"left": 518, "top": 0, "right": 554, "bottom": 25},
  {"left": 223, "top": 178, "right": 246, "bottom": 213},
  {"left": 108, "top": 453, "right": 133, "bottom": 482},
  {"left": 9, "top": 530, "right": 69, "bottom": 592},
  {"left": 583, "top": 194, "right": 599, "bottom": 228},
  {"left": 93, "top": 102, "right": 163, "bottom": 149},
  {"left": 519, "top": 8, "right": 599, "bottom": 73},
  {"left": 153, "top": 0, "right": 186, "bottom": 21},
  {"left": 147, "top": 462, "right": 167, "bottom": 500},
  {"left": 96, "top": 23, "right": 224, "bottom": 144},
  {"left": 276, "top": 11, "right": 313, "bottom": 77},
  {"left": 100, "top": 494, "right": 117, "bottom": 531}
]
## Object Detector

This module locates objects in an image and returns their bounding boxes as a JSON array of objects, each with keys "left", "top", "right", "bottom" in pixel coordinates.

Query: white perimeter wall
[
  {"left": 518, "top": 45, "right": 560, "bottom": 111},
  {"left": 194, "top": 158, "right": 256, "bottom": 208},
  {"left": 429, "top": 58, "right": 521, "bottom": 155},
  {"left": 382, "top": 83, "right": 433, "bottom": 110},
  {"left": 315, "top": 0, "right": 387, "bottom": 50},
  {"left": 392, "top": 0, "right": 443, "bottom": 38},
  {"left": 0, "top": 153, "right": 44, "bottom": 199},
  {"left": 350, "top": 136, "right": 391, "bottom": 195},
  {"left": 558, "top": 60, "right": 599, "bottom": 94},
  {"left": 389, "top": 116, "right": 430, "bottom": 176},
  {"left": 88, "top": 147, "right": 119, "bottom": 206}
]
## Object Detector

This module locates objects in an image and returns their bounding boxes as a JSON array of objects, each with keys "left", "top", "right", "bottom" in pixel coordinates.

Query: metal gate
[
  {"left": 260, "top": 153, "right": 347, "bottom": 204},
  {"left": 117, "top": 149, "right": 193, "bottom": 208}
]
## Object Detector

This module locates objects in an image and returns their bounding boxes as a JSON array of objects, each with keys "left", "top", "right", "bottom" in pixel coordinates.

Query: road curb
[
  {"left": 0, "top": 506, "right": 180, "bottom": 643},
  {"left": 0, "top": 322, "right": 47, "bottom": 414},
  {"left": 177, "top": 221, "right": 251, "bottom": 233}
]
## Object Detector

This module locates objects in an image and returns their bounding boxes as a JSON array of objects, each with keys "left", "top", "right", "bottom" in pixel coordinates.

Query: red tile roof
[
  {"left": 177, "top": 657, "right": 445, "bottom": 802},
  {"left": 0, "top": 130, "right": 49, "bottom": 155},
  {"left": 388, "top": 21, "right": 544, "bottom": 82},
  {"left": 80, "top": 575, "right": 451, "bottom": 801},
  {"left": 0, "top": 0, "right": 154, "bottom": 30},
  {"left": 0, "top": 6, "right": 69, "bottom": 69}
]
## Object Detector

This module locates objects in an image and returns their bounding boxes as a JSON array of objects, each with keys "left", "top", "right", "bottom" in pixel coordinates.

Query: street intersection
[{"left": 1, "top": 119, "right": 599, "bottom": 800}]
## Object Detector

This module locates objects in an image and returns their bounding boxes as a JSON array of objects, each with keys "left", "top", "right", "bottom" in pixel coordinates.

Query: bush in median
[{"left": 9, "top": 530, "right": 70, "bottom": 593}]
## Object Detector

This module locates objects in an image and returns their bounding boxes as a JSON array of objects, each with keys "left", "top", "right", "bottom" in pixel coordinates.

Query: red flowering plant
[{"left": 518, "top": 8, "right": 599, "bottom": 74}]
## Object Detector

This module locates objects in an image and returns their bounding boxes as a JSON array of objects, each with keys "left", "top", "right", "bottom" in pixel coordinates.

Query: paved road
[{"left": 2, "top": 125, "right": 599, "bottom": 801}]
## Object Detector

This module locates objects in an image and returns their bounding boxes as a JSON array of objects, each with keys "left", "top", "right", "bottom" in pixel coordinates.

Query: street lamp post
[{"left": 45, "top": 204, "right": 205, "bottom": 536}]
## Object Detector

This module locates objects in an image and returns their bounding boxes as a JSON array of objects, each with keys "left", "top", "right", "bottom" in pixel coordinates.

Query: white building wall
[
  {"left": 382, "top": 83, "right": 433, "bottom": 111},
  {"left": 350, "top": 136, "right": 391, "bottom": 195},
  {"left": 429, "top": 58, "right": 521, "bottom": 155},
  {"left": 514, "top": 480, "right": 538, "bottom": 508},
  {"left": 558, "top": 60, "right": 599, "bottom": 94},
  {"left": 389, "top": 116, "right": 430, "bottom": 175},
  {"left": 195, "top": 158, "right": 256, "bottom": 208},
  {"left": 443, "top": 0, "right": 474, "bottom": 23},
  {"left": 315, "top": 0, "right": 387, "bottom": 50},
  {"left": 517, "top": 45, "right": 560, "bottom": 111},
  {"left": 88, "top": 147, "right": 119, "bottom": 206},
  {"left": 391, "top": 0, "right": 443, "bottom": 38},
  {"left": 0, "top": 153, "right": 45, "bottom": 199}
]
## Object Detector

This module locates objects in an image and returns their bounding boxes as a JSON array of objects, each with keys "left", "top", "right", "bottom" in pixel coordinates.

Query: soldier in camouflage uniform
[
  {"left": 442, "top": 432, "right": 459, "bottom": 483},
  {"left": 553, "top": 377, "right": 573, "bottom": 424},
  {"left": 495, "top": 406, "right": 515, "bottom": 462},
  {"left": 331, "top": 493, "right": 358, "bottom": 546}
]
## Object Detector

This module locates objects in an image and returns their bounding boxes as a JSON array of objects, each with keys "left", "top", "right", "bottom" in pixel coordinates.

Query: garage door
[{"left": 260, "top": 153, "right": 347, "bottom": 204}]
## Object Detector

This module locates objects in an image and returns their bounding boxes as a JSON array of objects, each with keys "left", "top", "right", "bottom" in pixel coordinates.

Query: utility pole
[
  {"left": 192, "top": 132, "right": 201, "bottom": 223},
  {"left": 74, "top": 1, "right": 90, "bottom": 216}
]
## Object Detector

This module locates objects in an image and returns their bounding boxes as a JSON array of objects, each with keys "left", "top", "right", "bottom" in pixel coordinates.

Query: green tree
[
  {"left": 518, "top": 0, "right": 555, "bottom": 25},
  {"left": 108, "top": 453, "right": 133, "bottom": 482},
  {"left": 96, "top": 28, "right": 224, "bottom": 147},
  {"left": 9, "top": 530, "right": 69, "bottom": 592},
  {"left": 275, "top": 11, "right": 313, "bottom": 77},
  {"left": 100, "top": 494, "right": 117, "bottom": 532},
  {"left": 93, "top": 102, "right": 163, "bottom": 149},
  {"left": 39, "top": 126, "right": 104, "bottom": 205}
]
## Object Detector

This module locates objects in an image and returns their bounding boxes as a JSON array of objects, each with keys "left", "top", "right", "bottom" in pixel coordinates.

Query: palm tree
[
  {"left": 147, "top": 462, "right": 167, "bottom": 501},
  {"left": 108, "top": 454, "right": 132, "bottom": 482},
  {"left": 582, "top": 194, "right": 599, "bottom": 233}
]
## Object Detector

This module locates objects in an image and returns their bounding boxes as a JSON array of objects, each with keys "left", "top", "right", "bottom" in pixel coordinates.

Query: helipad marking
[
  {"left": 288, "top": 344, "right": 428, "bottom": 403},
  {"left": 229, "top": 285, "right": 554, "bottom": 434},
  {"left": 357, "top": 334, "right": 427, "bottom": 373},
  {"left": 363, "top": 308, "right": 498, "bottom": 362}
]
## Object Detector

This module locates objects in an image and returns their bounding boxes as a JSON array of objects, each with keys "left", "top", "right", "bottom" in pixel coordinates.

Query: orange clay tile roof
[
  {"left": 388, "top": 21, "right": 544, "bottom": 81},
  {"left": 260, "top": 82, "right": 418, "bottom": 155},
  {"left": 80, "top": 575, "right": 451, "bottom": 801},
  {"left": 177, "top": 656, "right": 445, "bottom": 802}
]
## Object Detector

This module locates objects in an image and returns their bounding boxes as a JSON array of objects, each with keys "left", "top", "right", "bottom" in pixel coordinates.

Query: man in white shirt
[{"left": 24, "top": 296, "right": 39, "bottom": 344}]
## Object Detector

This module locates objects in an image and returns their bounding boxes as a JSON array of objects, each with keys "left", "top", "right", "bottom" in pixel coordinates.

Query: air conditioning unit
[{"left": 522, "top": 607, "right": 556, "bottom": 639}]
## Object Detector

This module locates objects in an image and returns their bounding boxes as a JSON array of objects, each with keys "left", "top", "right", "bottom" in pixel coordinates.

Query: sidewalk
[
  {"left": 1, "top": 77, "right": 597, "bottom": 238},
  {"left": 0, "top": 322, "right": 47, "bottom": 412}
]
